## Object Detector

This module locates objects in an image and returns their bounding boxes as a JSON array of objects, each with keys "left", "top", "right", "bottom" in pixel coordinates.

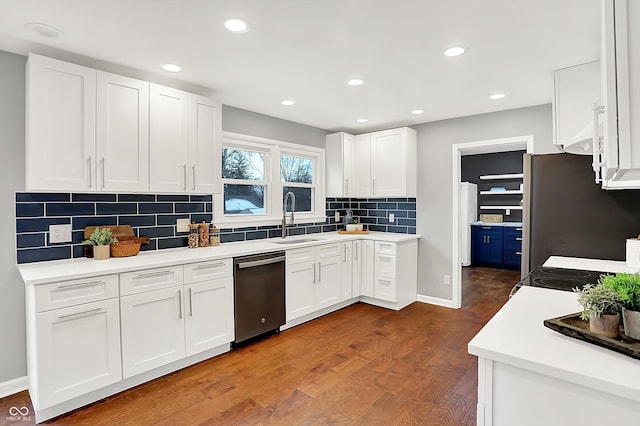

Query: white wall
[
  {"left": 0, "top": 51, "right": 27, "bottom": 383},
  {"left": 414, "top": 104, "right": 554, "bottom": 300}
]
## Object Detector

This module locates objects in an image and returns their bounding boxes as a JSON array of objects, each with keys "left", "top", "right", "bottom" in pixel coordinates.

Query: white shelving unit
[
  {"left": 480, "top": 190, "right": 523, "bottom": 195},
  {"left": 478, "top": 173, "right": 523, "bottom": 214},
  {"left": 479, "top": 173, "right": 523, "bottom": 180}
]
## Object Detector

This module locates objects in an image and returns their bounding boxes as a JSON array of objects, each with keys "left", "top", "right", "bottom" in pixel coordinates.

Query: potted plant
[
  {"left": 574, "top": 282, "right": 624, "bottom": 338},
  {"left": 82, "top": 227, "right": 118, "bottom": 260},
  {"left": 346, "top": 218, "right": 359, "bottom": 232},
  {"left": 599, "top": 273, "right": 640, "bottom": 340}
]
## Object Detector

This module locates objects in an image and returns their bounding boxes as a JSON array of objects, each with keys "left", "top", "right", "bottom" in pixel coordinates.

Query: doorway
[{"left": 451, "top": 135, "right": 533, "bottom": 308}]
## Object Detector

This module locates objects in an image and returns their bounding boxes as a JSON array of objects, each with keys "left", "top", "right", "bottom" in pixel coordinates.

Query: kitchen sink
[{"left": 271, "top": 238, "right": 323, "bottom": 245}]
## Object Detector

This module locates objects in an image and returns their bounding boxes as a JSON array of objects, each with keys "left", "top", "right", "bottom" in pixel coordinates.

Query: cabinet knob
[{"left": 261, "top": 317, "right": 266, "bottom": 324}]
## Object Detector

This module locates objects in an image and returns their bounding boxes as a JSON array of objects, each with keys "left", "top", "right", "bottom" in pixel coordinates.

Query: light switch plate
[
  {"left": 176, "top": 218, "right": 190, "bottom": 233},
  {"left": 50, "top": 224, "right": 72, "bottom": 243},
  {"left": 335, "top": 211, "right": 340, "bottom": 222},
  {"left": 389, "top": 213, "right": 395, "bottom": 223}
]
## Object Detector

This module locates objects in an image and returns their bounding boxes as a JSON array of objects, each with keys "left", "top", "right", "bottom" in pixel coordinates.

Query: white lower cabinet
[
  {"left": 286, "top": 243, "right": 341, "bottom": 321},
  {"left": 120, "top": 286, "right": 186, "bottom": 378},
  {"left": 34, "top": 297, "right": 122, "bottom": 409},
  {"left": 360, "top": 240, "right": 375, "bottom": 297},
  {"left": 340, "top": 242, "right": 353, "bottom": 301}
]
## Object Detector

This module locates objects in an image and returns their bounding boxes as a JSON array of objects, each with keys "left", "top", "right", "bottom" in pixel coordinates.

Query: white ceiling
[{"left": 0, "top": 0, "right": 600, "bottom": 133}]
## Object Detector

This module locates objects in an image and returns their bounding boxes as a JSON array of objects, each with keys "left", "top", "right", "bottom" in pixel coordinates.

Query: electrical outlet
[
  {"left": 50, "top": 224, "right": 72, "bottom": 243},
  {"left": 335, "top": 211, "right": 340, "bottom": 222},
  {"left": 389, "top": 213, "right": 395, "bottom": 223},
  {"left": 444, "top": 274, "right": 451, "bottom": 285},
  {"left": 176, "top": 218, "right": 190, "bottom": 233}
]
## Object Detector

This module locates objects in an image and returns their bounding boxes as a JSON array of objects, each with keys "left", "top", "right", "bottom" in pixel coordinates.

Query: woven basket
[{"left": 110, "top": 240, "right": 141, "bottom": 257}]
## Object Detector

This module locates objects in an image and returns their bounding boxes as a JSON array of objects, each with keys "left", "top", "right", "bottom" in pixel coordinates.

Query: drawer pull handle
[
  {"left": 379, "top": 256, "right": 392, "bottom": 262},
  {"left": 57, "top": 280, "right": 104, "bottom": 289},
  {"left": 482, "top": 226, "right": 492, "bottom": 230},
  {"left": 188, "top": 288, "right": 193, "bottom": 317},
  {"left": 134, "top": 270, "right": 173, "bottom": 279},
  {"left": 380, "top": 280, "right": 391, "bottom": 285},
  {"left": 194, "top": 262, "right": 225, "bottom": 270},
  {"left": 516, "top": 228, "right": 523, "bottom": 231},
  {"left": 379, "top": 243, "right": 392, "bottom": 247},
  {"left": 318, "top": 261, "right": 322, "bottom": 282},
  {"left": 516, "top": 251, "right": 522, "bottom": 255},
  {"left": 57, "top": 307, "right": 102, "bottom": 320},
  {"left": 515, "top": 237, "right": 522, "bottom": 241},
  {"left": 178, "top": 289, "right": 183, "bottom": 319}
]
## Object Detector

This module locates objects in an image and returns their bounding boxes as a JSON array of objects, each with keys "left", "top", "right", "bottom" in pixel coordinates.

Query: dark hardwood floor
[{"left": 1, "top": 267, "right": 520, "bottom": 426}]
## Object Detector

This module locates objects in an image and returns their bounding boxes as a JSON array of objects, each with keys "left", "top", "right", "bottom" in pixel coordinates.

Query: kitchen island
[{"left": 468, "top": 285, "right": 640, "bottom": 426}]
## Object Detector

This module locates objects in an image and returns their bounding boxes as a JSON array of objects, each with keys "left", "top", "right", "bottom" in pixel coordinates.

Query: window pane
[
  {"left": 281, "top": 155, "right": 312, "bottom": 183},
  {"left": 222, "top": 148, "right": 265, "bottom": 181},
  {"left": 283, "top": 187, "right": 312, "bottom": 212},
  {"left": 224, "top": 184, "right": 265, "bottom": 214}
]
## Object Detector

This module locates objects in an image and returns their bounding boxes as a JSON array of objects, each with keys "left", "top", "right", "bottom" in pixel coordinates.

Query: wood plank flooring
[{"left": 0, "top": 267, "right": 520, "bottom": 425}]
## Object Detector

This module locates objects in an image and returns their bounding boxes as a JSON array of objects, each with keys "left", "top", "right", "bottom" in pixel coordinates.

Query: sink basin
[{"left": 271, "top": 238, "right": 322, "bottom": 245}]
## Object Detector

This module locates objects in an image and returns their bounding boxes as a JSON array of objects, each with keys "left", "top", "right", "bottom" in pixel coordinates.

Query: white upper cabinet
[
  {"left": 325, "top": 132, "right": 355, "bottom": 197},
  {"left": 599, "top": 0, "right": 640, "bottom": 189},
  {"left": 370, "top": 127, "right": 417, "bottom": 197},
  {"left": 552, "top": 61, "right": 600, "bottom": 154},
  {"left": 353, "top": 133, "right": 372, "bottom": 197},
  {"left": 26, "top": 54, "right": 97, "bottom": 191},
  {"left": 150, "top": 85, "right": 221, "bottom": 194},
  {"left": 97, "top": 71, "right": 149, "bottom": 192}
]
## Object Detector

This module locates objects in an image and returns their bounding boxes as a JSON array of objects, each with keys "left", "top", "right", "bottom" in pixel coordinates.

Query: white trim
[
  {"left": 0, "top": 376, "right": 28, "bottom": 398},
  {"left": 451, "top": 135, "right": 533, "bottom": 309},
  {"left": 417, "top": 294, "right": 457, "bottom": 308}
]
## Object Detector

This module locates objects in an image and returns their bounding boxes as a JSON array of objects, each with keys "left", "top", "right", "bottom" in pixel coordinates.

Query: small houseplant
[
  {"left": 574, "top": 282, "right": 624, "bottom": 338},
  {"left": 599, "top": 273, "right": 640, "bottom": 340},
  {"left": 346, "top": 218, "right": 359, "bottom": 232},
  {"left": 82, "top": 227, "right": 118, "bottom": 260}
]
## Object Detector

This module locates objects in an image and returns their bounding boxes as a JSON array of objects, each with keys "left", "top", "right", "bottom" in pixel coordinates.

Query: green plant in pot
[
  {"left": 82, "top": 227, "right": 118, "bottom": 260},
  {"left": 574, "top": 282, "right": 624, "bottom": 338},
  {"left": 599, "top": 273, "right": 640, "bottom": 340}
]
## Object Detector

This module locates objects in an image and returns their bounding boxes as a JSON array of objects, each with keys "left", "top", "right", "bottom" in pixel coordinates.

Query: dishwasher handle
[{"left": 237, "top": 255, "right": 286, "bottom": 269}]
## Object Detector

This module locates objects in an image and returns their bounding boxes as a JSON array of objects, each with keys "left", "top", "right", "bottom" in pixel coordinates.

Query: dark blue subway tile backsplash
[{"left": 15, "top": 193, "right": 417, "bottom": 264}]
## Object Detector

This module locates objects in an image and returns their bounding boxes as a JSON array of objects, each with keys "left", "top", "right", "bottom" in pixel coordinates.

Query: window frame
[{"left": 215, "top": 131, "right": 326, "bottom": 228}]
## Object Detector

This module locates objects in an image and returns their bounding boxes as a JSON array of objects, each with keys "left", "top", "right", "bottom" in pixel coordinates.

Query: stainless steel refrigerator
[{"left": 521, "top": 153, "right": 640, "bottom": 275}]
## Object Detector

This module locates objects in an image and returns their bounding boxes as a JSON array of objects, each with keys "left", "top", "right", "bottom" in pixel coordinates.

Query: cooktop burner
[{"left": 516, "top": 265, "right": 607, "bottom": 292}]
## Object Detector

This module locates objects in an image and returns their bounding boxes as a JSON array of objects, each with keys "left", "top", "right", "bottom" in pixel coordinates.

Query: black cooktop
[{"left": 517, "top": 265, "right": 608, "bottom": 292}]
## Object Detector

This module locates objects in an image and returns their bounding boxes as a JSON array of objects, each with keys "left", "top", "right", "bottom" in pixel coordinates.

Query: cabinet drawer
[
  {"left": 286, "top": 246, "right": 316, "bottom": 264},
  {"left": 503, "top": 227, "right": 523, "bottom": 238},
  {"left": 375, "top": 241, "right": 396, "bottom": 256},
  {"left": 120, "top": 266, "right": 183, "bottom": 296},
  {"left": 374, "top": 277, "right": 397, "bottom": 303},
  {"left": 35, "top": 275, "right": 118, "bottom": 313},
  {"left": 317, "top": 242, "right": 341, "bottom": 259},
  {"left": 184, "top": 258, "right": 232, "bottom": 284},
  {"left": 375, "top": 254, "right": 397, "bottom": 279}
]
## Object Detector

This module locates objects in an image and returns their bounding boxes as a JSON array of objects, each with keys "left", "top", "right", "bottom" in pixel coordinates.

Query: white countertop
[
  {"left": 18, "top": 232, "right": 419, "bottom": 286},
  {"left": 468, "top": 286, "right": 640, "bottom": 403},
  {"left": 470, "top": 221, "right": 523, "bottom": 227},
  {"left": 544, "top": 255, "right": 639, "bottom": 274}
]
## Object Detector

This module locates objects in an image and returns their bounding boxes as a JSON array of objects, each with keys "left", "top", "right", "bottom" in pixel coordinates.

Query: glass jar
[
  {"left": 198, "top": 222, "right": 209, "bottom": 247},
  {"left": 209, "top": 225, "right": 220, "bottom": 246},
  {"left": 188, "top": 223, "right": 199, "bottom": 248}
]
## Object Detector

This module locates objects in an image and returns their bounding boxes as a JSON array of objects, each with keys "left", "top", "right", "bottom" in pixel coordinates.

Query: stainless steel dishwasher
[{"left": 233, "top": 251, "right": 286, "bottom": 345}]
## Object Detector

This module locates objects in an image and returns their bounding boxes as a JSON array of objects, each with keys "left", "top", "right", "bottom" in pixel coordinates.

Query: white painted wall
[{"left": 414, "top": 104, "right": 555, "bottom": 300}]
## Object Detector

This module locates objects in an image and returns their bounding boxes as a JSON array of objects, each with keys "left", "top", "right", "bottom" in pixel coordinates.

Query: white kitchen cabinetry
[
  {"left": 340, "top": 241, "right": 353, "bottom": 301},
  {"left": 552, "top": 61, "right": 600, "bottom": 153},
  {"left": 285, "top": 243, "right": 342, "bottom": 321},
  {"left": 598, "top": 0, "right": 640, "bottom": 189},
  {"left": 26, "top": 54, "right": 97, "bottom": 191},
  {"left": 27, "top": 275, "right": 121, "bottom": 409},
  {"left": 353, "top": 134, "right": 372, "bottom": 198},
  {"left": 96, "top": 71, "right": 149, "bottom": 192},
  {"left": 325, "top": 132, "right": 355, "bottom": 197},
  {"left": 370, "top": 127, "right": 417, "bottom": 197},
  {"left": 150, "top": 84, "right": 221, "bottom": 194},
  {"left": 360, "top": 240, "right": 375, "bottom": 297}
]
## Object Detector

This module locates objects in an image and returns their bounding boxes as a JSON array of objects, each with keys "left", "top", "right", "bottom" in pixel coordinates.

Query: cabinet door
[
  {"left": 35, "top": 298, "right": 121, "bottom": 408},
  {"left": 371, "top": 129, "right": 406, "bottom": 197},
  {"left": 361, "top": 240, "right": 375, "bottom": 297},
  {"left": 340, "top": 242, "right": 353, "bottom": 301},
  {"left": 189, "top": 94, "right": 221, "bottom": 194},
  {"left": 149, "top": 84, "right": 190, "bottom": 192},
  {"left": 353, "top": 133, "right": 371, "bottom": 197},
  {"left": 316, "top": 256, "right": 341, "bottom": 310},
  {"left": 600, "top": 0, "right": 619, "bottom": 181},
  {"left": 471, "top": 227, "right": 485, "bottom": 264},
  {"left": 485, "top": 228, "right": 504, "bottom": 264},
  {"left": 26, "top": 54, "right": 96, "bottom": 191},
  {"left": 374, "top": 277, "right": 397, "bottom": 303},
  {"left": 185, "top": 278, "right": 233, "bottom": 356},
  {"left": 325, "top": 132, "right": 355, "bottom": 197},
  {"left": 120, "top": 287, "right": 185, "bottom": 378},
  {"left": 285, "top": 261, "right": 316, "bottom": 321},
  {"left": 97, "top": 71, "right": 149, "bottom": 192},
  {"left": 352, "top": 240, "right": 363, "bottom": 297}
]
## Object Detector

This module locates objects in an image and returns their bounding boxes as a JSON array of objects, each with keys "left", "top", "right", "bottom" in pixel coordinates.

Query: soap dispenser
[{"left": 344, "top": 209, "right": 353, "bottom": 230}]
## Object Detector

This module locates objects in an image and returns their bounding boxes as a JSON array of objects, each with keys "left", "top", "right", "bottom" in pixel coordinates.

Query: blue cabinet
[
  {"left": 503, "top": 226, "right": 523, "bottom": 267},
  {"left": 471, "top": 226, "right": 504, "bottom": 265}
]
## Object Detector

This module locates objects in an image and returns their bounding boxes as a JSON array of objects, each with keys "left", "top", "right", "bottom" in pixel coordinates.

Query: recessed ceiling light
[
  {"left": 411, "top": 109, "right": 424, "bottom": 115},
  {"left": 489, "top": 93, "right": 505, "bottom": 100},
  {"left": 161, "top": 63, "right": 182, "bottom": 73},
  {"left": 347, "top": 78, "right": 364, "bottom": 86},
  {"left": 357, "top": 118, "right": 369, "bottom": 123},
  {"left": 281, "top": 100, "right": 295, "bottom": 106},
  {"left": 26, "top": 22, "right": 63, "bottom": 38},
  {"left": 444, "top": 46, "right": 466, "bottom": 57},
  {"left": 224, "top": 18, "right": 249, "bottom": 33}
]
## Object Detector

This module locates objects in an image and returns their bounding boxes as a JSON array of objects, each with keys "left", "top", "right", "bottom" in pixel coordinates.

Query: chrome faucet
[{"left": 282, "top": 191, "right": 296, "bottom": 238}]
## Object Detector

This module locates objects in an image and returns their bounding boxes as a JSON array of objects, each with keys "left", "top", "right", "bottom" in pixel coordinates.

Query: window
[{"left": 215, "top": 132, "right": 325, "bottom": 227}]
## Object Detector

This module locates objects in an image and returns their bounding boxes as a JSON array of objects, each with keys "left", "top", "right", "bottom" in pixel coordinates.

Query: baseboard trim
[
  {"left": 417, "top": 294, "right": 457, "bottom": 309},
  {"left": 0, "top": 376, "right": 28, "bottom": 398}
]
